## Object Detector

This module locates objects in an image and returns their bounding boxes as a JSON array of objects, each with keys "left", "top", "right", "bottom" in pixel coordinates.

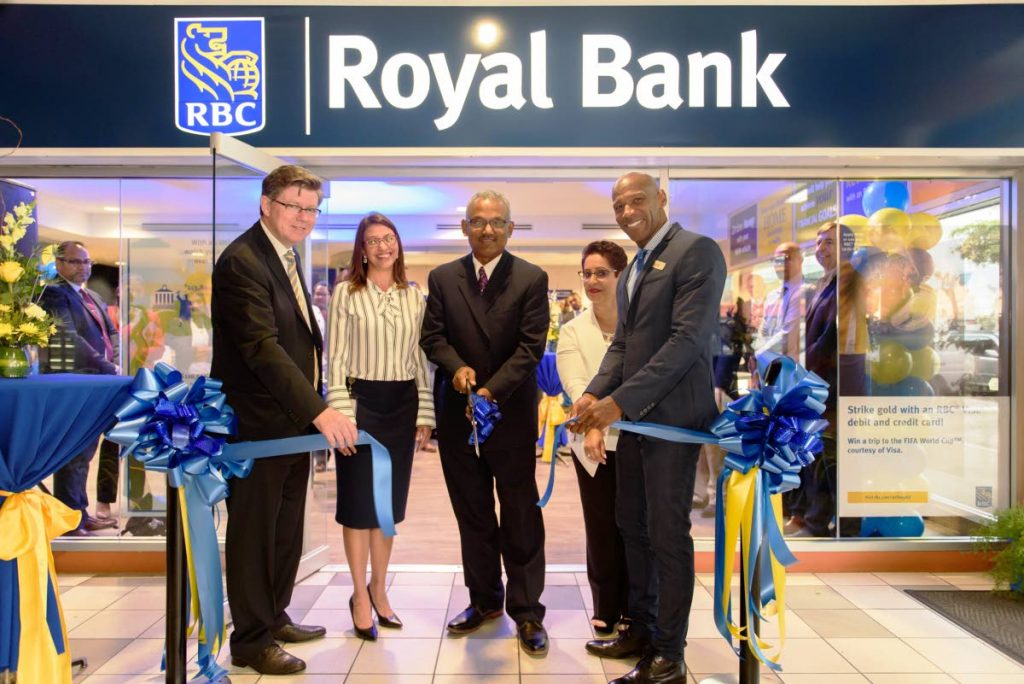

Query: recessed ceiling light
[
  {"left": 473, "top": 20, "right": 501, "bottom": 49},
  {"left": 102, "top": 206, "right": 120, "bottom": 212}
]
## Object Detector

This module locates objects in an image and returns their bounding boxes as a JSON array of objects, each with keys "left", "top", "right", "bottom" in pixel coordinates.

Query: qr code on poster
[{"left": 976, "top": 486, "right": 993, "bottom": 508}]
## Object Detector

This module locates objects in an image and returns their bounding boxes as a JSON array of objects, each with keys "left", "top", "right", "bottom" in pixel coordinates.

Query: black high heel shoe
[
  {"left": 349, "top": 594, "right": 378, "bottom": 641},
  {"left": 367, "top": 583, "right": 404, "bottom": 629}
]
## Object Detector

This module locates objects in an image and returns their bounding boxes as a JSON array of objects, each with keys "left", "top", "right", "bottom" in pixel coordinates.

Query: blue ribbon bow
[{"left": 468, "top": 394, "right": 502, "bottom": 446}]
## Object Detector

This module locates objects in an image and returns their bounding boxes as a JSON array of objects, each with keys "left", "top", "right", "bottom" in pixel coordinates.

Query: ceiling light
[
  {"left": 784, "top": 189, "right": 808, "bottom": 204},
  {"left": 473, "top": 20, "right": 501, "bottom": 49},
  {"left": 103, "top": 206, "right": 120, "bottom": 212}
]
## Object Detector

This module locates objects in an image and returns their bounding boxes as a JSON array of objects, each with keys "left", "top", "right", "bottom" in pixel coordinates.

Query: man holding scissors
[{"left": 421, "top": 190, "right": 551, "bottom": 656}]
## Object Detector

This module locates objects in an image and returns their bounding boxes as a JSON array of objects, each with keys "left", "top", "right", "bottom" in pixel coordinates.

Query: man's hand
[
  {"left": 313, "top": 406, "right": 359, "bottom": 456},
  {"left": 567, "top": 393, "right": 598, "bottom": 433},
  {"left": 415, "top": 425, "right": 432, "bottom": 452},
  {"left": 574, "top": 396, "right": 623, "bottom": 433},
  {"left": 452, "top": 366, "right": 476, "bottom": 394},
  {"left": 476, "top": 387, "right": 494, "bottom": 402},
  {"left": 583, "top": 428, "right": 607, "bottom": 464}
]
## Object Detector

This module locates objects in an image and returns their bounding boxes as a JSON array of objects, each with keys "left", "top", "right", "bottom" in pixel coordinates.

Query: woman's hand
[{"left": 415, "top": 425, "right": 433, "bottom": 452}]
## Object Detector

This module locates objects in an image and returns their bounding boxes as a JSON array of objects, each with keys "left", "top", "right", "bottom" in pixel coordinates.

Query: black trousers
[
  {"left": 95, "top": 439, "right": 149, "bottom": 506},
  {"left": 616, "top": 433, "right": 700, "bottom": 662},
  {"left": 225, "top": 452, "right": 309, "bottom": 661},
  {"left": 53, "top": 437, "right": 98, "bottom": 527},
  {"left": 439, "top": 440, "right": 546, "bottom": 623},
  {"left": 572, "top": 450, "right": 628, "bottom": 625}
]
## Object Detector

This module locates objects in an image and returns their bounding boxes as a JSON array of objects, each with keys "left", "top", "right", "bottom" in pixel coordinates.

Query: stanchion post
[
  {"left": 738, "top": 534, "right": 760, "bottom": 684},
  {"left": 165, "top": 482, "right": 187, "bottom": 683}
]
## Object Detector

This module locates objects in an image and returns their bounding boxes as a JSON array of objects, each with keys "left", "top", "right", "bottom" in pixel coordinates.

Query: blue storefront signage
[
  {"left": 174, "top": 18, "right": 266, "bottom": 136},
  {"left": 1, "top": 4, "right": 1023, "bottom": 148},
  {"left": 729, "top": 204, "right": 758, "bottom": 265}
]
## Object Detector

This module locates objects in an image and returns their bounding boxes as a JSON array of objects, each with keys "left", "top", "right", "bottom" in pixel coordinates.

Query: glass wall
[{"left": 671, "top": 176, "right": 1013, "bottom": 539}]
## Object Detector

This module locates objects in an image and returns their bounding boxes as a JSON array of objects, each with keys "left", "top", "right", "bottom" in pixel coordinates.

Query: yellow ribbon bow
[
  {"left": 0, "top": 488, "right": 81, "bottom": 684},
  {"left": 537, "top": 395, "right": 567, "bottom": 463}
]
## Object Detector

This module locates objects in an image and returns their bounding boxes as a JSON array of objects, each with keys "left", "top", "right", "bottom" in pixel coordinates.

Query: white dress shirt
[
  {"left": 756, "top": 278, "right": 812, "bottom": 360},
  {"left": 555, "top": 307, "right": 618, "bottom": 476},
  {"left": 327, "top": 281, "right": 435, "bottom": 428}
]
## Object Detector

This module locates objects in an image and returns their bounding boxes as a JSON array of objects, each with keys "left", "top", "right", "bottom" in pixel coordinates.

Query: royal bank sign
[{"left": 3, "top": 4, "right": 1023, "bottom": 148}]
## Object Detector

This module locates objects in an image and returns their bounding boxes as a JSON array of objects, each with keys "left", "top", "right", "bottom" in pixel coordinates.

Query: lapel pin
[{"left": 653, "top": 260, "right": 666, "bottom": 270}]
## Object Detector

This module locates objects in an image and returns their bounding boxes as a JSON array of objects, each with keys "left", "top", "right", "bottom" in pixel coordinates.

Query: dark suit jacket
[
  {"left": 40, "top": 279, "right": 119, "bottom": 374},
  {"left": 211, "top": 221, "right": 325, "bottom": 442},
  {"left": 587, "top": 223, "right": 726, "bottom": 430},
  {"left": 805, "top": 273, "right": 838, "bottom": 425},
  {"left": 421, "top": 251, "right": 549, "bottom": 452}
]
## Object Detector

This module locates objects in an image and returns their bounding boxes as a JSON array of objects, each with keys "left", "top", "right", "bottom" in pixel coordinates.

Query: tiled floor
[{"left": 61, "top": 570, "right": 1022, "bottom": 683}]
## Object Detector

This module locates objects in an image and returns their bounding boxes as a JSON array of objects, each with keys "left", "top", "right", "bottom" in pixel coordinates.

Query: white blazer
[{"left": 555, "top": 307, "right": 618, "bottom": 476}]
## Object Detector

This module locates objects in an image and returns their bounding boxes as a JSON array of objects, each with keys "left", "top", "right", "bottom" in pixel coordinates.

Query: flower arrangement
[{"left": 0, "top": 201, "right": 58, "bottom": 348}]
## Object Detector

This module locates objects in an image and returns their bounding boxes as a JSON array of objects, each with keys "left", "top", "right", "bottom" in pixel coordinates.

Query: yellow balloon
[
  {"left": 838, "top": 214, "right": 869, "bottom": 248},
  {"left": 909, "top": 346, "right": 940, "bottom": 381},
  {"left": 907, "top": 289, "right": 937, "bottom": 321},
  {"left": 908, "top": 213, "right": 943, "bottom": 250},
  {"left": 869, "top": 340, "right": 912, "bottom": 385},
  {"left": 867, "top": 208, "right": 911, "bottom": 253}
]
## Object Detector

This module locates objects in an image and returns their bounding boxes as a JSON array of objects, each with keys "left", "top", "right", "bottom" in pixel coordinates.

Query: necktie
[
  {"left": 628, "top": 248, "right": 648, "bottom": 301},
  {"left": 283, "top": 249, "right": 312, "bottom": 331},
  {"left": 79, "top": 288, "right": 114, "bottom": 361},
  {"left": 477, "top": 265, "right": 489, "bottom": 294}
]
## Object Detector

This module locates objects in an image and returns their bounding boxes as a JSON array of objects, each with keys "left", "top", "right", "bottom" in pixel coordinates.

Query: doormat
[{"left": 906, "top": 589, "right": 1024, "bottom": 665}]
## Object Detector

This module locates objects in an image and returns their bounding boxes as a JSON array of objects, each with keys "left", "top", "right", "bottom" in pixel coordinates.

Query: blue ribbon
[
  {"left": 468, "top": 394, "right": 502, "bottom": 446},
  {"left": 106, "top": 364, "right": 395, "bottom": 682}
]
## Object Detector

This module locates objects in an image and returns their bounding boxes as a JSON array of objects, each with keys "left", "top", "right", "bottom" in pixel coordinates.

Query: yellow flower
[
  {"left": 40, "top": 244, "right": 56, "bottom": 265},
  {"left": 49, "top": 324, "right": 58, "bottom": 335},
  {"left": 0, "top": 322, "right": 13, "bottom": 339},
  {"left": 0, "top": 303, "right": 10, "bottom": 313},
  {"left": 0, "top": 261, "right": 24, "bottom": 283},
  {"left": 17, "top": 322, "right": 39, "bottom": 337},
  {"left": 23, "top": 303, "right": 46, "bottom": 320},
  {"left": 10, "top": 225, "right": 26, "bottom": 243},
  {"left": 0, "top": 235, "right": 13, "bottom": 250}
]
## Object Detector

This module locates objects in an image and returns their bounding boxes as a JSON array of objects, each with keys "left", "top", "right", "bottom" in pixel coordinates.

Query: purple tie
[{"left": 477, "top": 266, "right": 488, "bottom": 294}]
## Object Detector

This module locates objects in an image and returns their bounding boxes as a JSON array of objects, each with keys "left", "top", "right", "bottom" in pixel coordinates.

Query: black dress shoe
[
  {"left": 367, "top": 584, "right": 403, "bottom": 629},
  {"left": 446, "top": 605, "right": 504, "bottom": 634},
  {"left": 272, "top": 622, "right": 326, "bottom": 643},
  {"left": 609, "top": 653, "right": 687, "bottom": 684},
  {"left": 61, "top": 528, "right": 94, "bottom": 537},
  {"left": 585, "top": 624, "right": 650, "bottom": 659},
  {"left": 82, "top": 514, "right": 118, "bottom": 531},
  {"left": 349, "top": 595, "right": 378, "bottom": 641},
  {"left": 517, "top": 619, "right": 548, "bottom": 656},
  {"left": 230, "top": 644, "right": 305, "bottom": 675}
]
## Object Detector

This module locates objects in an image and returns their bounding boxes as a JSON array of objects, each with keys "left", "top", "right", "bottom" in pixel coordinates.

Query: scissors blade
[{"left": 468, "top": 390, "right": 481, "bottom": 458}]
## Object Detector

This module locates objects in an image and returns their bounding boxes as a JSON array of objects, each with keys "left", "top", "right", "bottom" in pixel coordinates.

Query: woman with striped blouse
[{"left": 327, "top": 212, "right": 435, "bottom": 640}]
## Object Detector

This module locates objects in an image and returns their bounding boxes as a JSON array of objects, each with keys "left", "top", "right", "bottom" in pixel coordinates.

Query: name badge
[{"left": 653, "top": 260, "right": 666, "bottom": 270}]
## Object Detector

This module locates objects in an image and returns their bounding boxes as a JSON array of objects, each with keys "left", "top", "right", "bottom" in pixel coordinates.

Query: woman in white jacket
[{"left": 556, "top": 240, "right": 629, "bottom": 634}]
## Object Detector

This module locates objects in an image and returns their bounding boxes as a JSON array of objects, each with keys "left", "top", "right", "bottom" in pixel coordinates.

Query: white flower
[{"left": 23, "top": 303, "right": 47, "bottom": 320}]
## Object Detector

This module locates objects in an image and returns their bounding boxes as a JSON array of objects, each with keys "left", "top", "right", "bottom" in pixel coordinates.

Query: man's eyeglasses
[
  {"left": 272, "top": 199, "right": 322, "bottom": 217},
  {"left": 365, "top": 234, "right": 397, "bottom": 248},
  {"left": 57, "top": 257, "right": 93, "bottom": 266},
  {"left": 578, "top": 268, "right": 618, "bottom": 281},
  {"left": 467, "top": 217, "right": 509, "bottom": 231}
]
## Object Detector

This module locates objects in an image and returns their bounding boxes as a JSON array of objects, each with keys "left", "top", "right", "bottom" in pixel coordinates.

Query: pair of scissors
[{"left": 467, "top": 387, "right": 481, "bottom": 458}]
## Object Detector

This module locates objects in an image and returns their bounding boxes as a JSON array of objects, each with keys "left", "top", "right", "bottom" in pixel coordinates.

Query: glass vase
[{"left": 0, "top": 345, "right": 30, "bottom": 379}]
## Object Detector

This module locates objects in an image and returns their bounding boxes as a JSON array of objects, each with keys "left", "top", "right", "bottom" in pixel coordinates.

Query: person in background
[
  {"left": 41, "top": 240, "right": 121, "bottom": 536},
  {"left": 754, "top": 242, "right": 811, "bottom": 362},
  {"left": 559, "top": 290, "right": 584, "bottom": 326},
  {"left": 421, "top": 190, "right": 551, "bottom": 656},
  {"left": 556, "top": 240, "right": 630, "bottom": 636},
  {"left": 572, "top": 172, "right": 726, "bottom": 684},
  {"left": 311, "top": 279, "right": 331, "bottom": 473},
  {"left": 327, "top": 212, "right": 434, "bottom": 641}
]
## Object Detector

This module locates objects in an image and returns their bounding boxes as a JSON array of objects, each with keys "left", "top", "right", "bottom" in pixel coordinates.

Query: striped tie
[{"left": 283, "top": 249, "right": 312, "bottom": 330}]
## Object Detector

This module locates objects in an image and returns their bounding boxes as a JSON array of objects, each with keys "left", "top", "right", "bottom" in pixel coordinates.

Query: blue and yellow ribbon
[
  {"left": 554, "top": 352, "right": 826, "bottom": 671},
  {"left": 107, "top": 363, "right": 395, "bottom": 682},
  {"left": 0, "top": 489, "right": 79, "bottom": 684}
]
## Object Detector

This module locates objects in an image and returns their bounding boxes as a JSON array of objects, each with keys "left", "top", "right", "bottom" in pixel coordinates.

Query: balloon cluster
[{"left": 840, "top": 181, "right": 943, "bottom": 397}]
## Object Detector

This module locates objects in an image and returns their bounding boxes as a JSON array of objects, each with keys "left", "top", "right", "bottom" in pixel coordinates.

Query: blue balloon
[
  {"left": 876, "top": 376, "right": 934, "bottom": 397},
  {"left": 850, "top": 246, "right": 882, "bottom": 273},
  {"left": 862, "top": 181, "right": 910, "bottom": 215},
  {"left": 860, "top": 515, "right": 925, "bottom": 537}
]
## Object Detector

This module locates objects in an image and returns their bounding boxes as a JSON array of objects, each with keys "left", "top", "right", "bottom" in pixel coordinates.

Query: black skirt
[{"left": 335, "top": 379, "right": 417, "bottom": 529}]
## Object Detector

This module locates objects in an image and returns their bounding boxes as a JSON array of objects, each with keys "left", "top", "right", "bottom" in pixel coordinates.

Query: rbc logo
[{"left": 174, "top": 18, "right": 265, "bottom": 136}]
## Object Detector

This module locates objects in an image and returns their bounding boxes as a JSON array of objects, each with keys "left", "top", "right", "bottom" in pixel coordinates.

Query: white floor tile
[
  {"left": 386, "top": 584, "right": 453, "bottom": 610},
  {"left": 521, "top": 675, "right": 610, "bottom": 683},
  {"left": 543, "top": 610, "right": 596, "bottom": 639},
  {"left": 64, "top": 608, "right": 98, "bottom": 631},
  {"left": 93, "top": 639, "right": 168, "bottom": 675},
  {"left": 954, "top": 675, "right": 1024, "bottom": 683},
  {"left": 765, "top": 638, "right": 856, "bottom": 673},
  {"left": 285, "top": 637, "right": 363, "bottom": 674},
  {"left": 905, "top": 638, "right": 1024, "bottom": 674},
  {"left": 57, "top": 574, "right": 93, "bottom": 588},
  {"left": 106, "top": 586, "right": 166, "bottom": 611},
  {"left": 344, "top": 675, "right": 433, "bottom": 684},
  {"left": 832, "top": 585, "right": 925, "bottom": 610},
  {"left": 391, "top": 571, "right": 455, "bottom": 586},
  {"left": 828, "top": 637, "right": 941, "bottom": 673},
  {"left": 866, "top": 675, "right": 957, "bottom": 683},
  {"left": 349, "top": 637, "right": 440, "bottom": 674},
  {"left": 934, "top": 574, "right": 994, "bottom": 588},
  {"left": 69, "top": 610, "right": 163, "bottom": 639},
  {"left": 863, "top": 609, "right": 970, "bottom": 638},
  {"left": 435, "top": 637, "right": 520, "bottom": 674},
  {"left": 297, "top": 571, "right": 335, "bottom": 586},
  {"left": 780, "top": 675, "right": 870, "bottom": 683},
  {"left": 433, "top": 675, "right": 519, "bottom": 684},
  {"left": 874, "top": 573, "right": 952, "bottom": 587},
  {"left": 545, "top": 572, "right": 580, "bottom": 586},
  {"left": 816, "top": 573, "right": 886, "bottom": 586},
  {"left": 519, "top": 638, "right": 604, "bottom": 675},
  {"left": 61, "top": 585, "right": 136, "bottom": 611}
]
